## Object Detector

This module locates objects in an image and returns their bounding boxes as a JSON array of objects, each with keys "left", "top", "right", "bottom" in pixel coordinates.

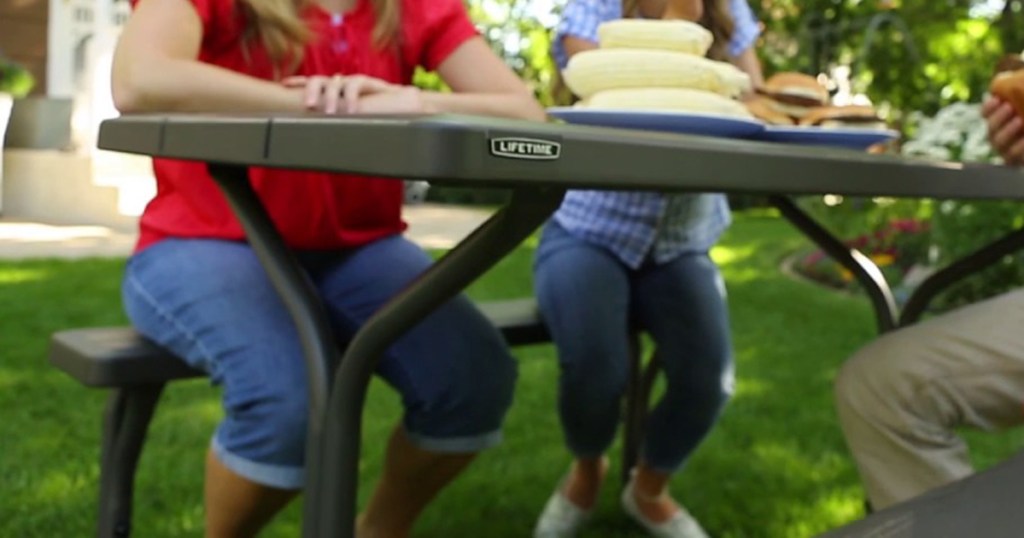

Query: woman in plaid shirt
[{"left": 533, "top": 1, "right": 763, "bottom": 537}]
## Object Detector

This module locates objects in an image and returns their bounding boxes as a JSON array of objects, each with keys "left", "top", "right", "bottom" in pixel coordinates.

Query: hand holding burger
[
  {"left": 990, "top": 53, "right": 1024, "bottom": 117},
  {"left": 986, "top": 52, "right": 1024, "bottom": 165}
]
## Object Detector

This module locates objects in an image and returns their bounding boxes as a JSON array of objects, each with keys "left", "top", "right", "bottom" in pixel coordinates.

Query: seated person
[
  {"left": 532, "top": 0, "right": 763, "bottom": 537},
  {"left": 111, "top": 0, "right": 545, "bottom": 536},
  {"left": 834, "top": 92, "right": 1024, "bottom": 510}
]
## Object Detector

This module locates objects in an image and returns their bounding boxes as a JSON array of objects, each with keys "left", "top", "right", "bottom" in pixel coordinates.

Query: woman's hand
[
  {"left": 282, "top": 74, "right": 425, "bottom": 114},
  {"left": 983, "top": 95, "right": 1024, "bottom": 166}
]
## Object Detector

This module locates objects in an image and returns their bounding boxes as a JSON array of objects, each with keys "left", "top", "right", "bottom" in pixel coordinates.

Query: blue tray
[{"left": 547, "top": 107, "right": 766, "bottom": 138}]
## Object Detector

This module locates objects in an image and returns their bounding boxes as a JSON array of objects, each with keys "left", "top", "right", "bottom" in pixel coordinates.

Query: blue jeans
[
  {"left": 122, "top": 236, "right": 516, "bottom": 489},
  {"left": 533, "top": 221, "right": 733, "bottom": 473}
]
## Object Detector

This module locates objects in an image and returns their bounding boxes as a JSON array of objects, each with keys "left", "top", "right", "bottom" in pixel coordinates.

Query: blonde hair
[{"left": 238, "top": 0, "right": 401, "bottom": 74}]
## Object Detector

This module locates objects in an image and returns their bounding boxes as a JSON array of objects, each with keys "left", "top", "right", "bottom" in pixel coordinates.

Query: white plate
[
  {"left": 547, "top": 107, "right": 766, "bottom": 138},
  {"left": 756, "top": 125, "right": 900, "bottom": 150}
]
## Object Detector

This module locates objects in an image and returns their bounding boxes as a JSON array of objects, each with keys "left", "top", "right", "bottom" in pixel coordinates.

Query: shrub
[{"left": 0, "top": 54, "right": 35, "bottom": 98}]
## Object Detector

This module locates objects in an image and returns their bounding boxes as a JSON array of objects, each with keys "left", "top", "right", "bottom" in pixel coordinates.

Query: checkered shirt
[{"left": 551, "top": 0, "right": 761, "bottom": 268}]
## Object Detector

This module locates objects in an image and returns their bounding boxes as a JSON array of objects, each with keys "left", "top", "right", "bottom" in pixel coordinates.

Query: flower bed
[{"left": 793, "top": 218, "right": 932, "bottom": 297}]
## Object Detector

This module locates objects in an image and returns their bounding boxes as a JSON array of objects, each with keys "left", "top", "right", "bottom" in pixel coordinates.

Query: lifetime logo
[{"left": 489, "top": 137, "right": 561, "bottom": 160}]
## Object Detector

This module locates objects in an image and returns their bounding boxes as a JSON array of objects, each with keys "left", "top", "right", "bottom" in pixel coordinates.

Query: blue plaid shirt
[{"left": 552, "top": 0, "right": 760, "bottom": 269}]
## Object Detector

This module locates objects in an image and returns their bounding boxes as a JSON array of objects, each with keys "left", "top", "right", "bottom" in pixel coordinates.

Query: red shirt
[{"left": 133, "top": 0, "right": 478, "bottom": 251}]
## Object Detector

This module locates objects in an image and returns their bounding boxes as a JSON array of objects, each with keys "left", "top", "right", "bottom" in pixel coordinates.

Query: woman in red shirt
[{"left": 112, "top": 0, "right": 545, "bottom": 535}]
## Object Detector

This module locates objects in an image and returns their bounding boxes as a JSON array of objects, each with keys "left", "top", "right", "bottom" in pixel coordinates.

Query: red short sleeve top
[{"left": 132, "top": 0, "right": 478, "bottom": 251}]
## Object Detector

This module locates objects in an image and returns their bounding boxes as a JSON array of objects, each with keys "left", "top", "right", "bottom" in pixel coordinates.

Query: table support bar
[
  {"left": 306, "top": 186, "right": 565, "bottom": 538},
  {"left": 207, "top": 164, "right": 339, "bottom": 510},
  {"left": 770, "top": 196, "right": 899, "bottom": 334},
  {"left": 900, "top": 227, "right": 1024, "bottom": 326}
]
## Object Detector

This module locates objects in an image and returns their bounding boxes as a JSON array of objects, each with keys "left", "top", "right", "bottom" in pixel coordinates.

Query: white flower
[{"left": 901, "top": 102, "right": 996, "bottom": 164}]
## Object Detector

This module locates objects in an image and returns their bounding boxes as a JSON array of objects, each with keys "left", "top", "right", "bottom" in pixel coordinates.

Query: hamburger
[
  {"left": 800, "top": 105, "right": 887, "bottom": 130},
  {"left": 758, "top": 72, "right": 830, "bottom": 119},
  {"left": 744, "top": 96, "right": 795, "bottom": 125},
  {"left": 991, "top": 53, "right": 1024, "bottom": 115}
]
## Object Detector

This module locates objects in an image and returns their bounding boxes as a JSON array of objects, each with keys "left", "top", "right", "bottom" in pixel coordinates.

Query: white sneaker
[
  {"left": 620, "top": 479, "right": 710, "bottom": 538},
  {"left": 533, "top": 486, "right": 592, "bottom": 538}
]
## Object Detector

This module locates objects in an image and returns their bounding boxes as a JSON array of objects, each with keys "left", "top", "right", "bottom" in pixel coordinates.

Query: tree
[{"left": 752, "top": 0, "right": 1009, "bottom": 116}]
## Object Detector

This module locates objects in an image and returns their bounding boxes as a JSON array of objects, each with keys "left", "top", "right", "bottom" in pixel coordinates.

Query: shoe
[
  {"left": 533, "top": 483, "right": 593, "bottom": 538},
  {"left": 620, "top": 478, "right": 710, "bottom": 538}
]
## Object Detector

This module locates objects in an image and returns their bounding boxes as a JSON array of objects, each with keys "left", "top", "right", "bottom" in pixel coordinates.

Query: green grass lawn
[{"left": 2, "top": 210, "right": 1021, "bottom": 537}]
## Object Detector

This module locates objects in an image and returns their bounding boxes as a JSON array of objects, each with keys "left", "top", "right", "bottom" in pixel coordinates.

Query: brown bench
[{"left": 50, "top": 297, "right": 658, "bottom": 538}]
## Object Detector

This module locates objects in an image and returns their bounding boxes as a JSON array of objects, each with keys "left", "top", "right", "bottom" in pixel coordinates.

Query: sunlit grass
[
  {"left": 0, "top": 267, "right": 49, "bottom": 284},
  {"left": 1, "top": 212, "right": 1021, "bottom": 537}
]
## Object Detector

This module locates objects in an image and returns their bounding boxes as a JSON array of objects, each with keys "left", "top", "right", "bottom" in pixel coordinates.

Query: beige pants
[{"left": 834, "top": 288, "right": 1024, "bottom": 510}]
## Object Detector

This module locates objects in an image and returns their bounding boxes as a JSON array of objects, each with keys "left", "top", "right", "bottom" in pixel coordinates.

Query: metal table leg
[
  {"left": 306, "top": 186, "right": 565, "bottom": 538},
  {"left": 771, "top": 195, "right": 1024, "bottom": 332},
  {"left": 770, "top": 196, "right": 899, "bottom": 334},
  {"left": 204, "top": 163, "right": 561, "bottom": 538},
  {"left": 206, "top": 163, "right": 339, "bottom": 526},
  {"left": 900, "top": 227, "right": 1024, "bottom": 326}
]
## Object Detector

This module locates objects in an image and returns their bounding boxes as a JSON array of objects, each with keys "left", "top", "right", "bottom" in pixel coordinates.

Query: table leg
[
  {"left": 305, "top": 186, "right": 565, "bottom": 538},
  {"left": 206, "top": 163, "right": 339, "bottom": 518},
  {"left": 769, "top": 196, "right": 899, "bottom": 334},
  {"left": 900, "top": 227, "right": 1024, "bottom": 326}
]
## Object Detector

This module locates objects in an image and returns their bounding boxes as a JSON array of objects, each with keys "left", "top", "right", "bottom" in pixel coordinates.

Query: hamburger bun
[
  {"left": 744, "top": 96, "right": 795, "bottom": 125},
  {"left": 991, "top": 67, "right": 1024, "bottom": 115},
  {"left": 760, "top": 72, "right": 829, "bottom": 118},
  {"left": 800, "top": 105, "right": 887, "bottom": 130}
]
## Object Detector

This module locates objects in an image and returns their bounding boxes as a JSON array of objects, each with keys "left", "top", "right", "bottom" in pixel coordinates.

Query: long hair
[
  {"left": 551, "top": 0, "right": 738, "bottom": 105},
  {"left": 238, "top": 0, "right": 401, "bottom": 74},
  {"left": 699, "top": 0, "right": 735, "bottom": 61}
]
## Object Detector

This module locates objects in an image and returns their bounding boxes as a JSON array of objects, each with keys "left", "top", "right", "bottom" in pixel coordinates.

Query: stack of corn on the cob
[{"left": 562, "top": 19, "right": 753, "bottom": 119}]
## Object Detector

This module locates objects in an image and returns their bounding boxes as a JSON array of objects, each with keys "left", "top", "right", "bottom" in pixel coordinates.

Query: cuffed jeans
[
  {"left": 533, "top": 221, "right": 734, "bottom": 473},
  {"left": 122, "top": 236, "right": 516, "bottom": 489}
]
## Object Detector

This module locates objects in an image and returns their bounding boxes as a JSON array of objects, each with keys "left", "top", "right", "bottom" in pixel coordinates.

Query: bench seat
[
  {"left": 49, "top": 297, "right": 654, "bottom": 538},
  {"left": 50, "top": 298, "right": 549, "bottom": 388}
]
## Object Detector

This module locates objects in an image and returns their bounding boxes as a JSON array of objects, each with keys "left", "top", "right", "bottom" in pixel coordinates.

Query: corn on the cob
[
  {"left": 597, "top": 19, "right": 713, "bottom": 56},
  {"left": 582, "top": 88, "right": 754, "bottom": 118},
  {"left": 562, "top": 49, "right": 751, "bottom": 99}
]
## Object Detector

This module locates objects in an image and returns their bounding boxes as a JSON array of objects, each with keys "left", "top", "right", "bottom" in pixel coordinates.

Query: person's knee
[
  {"left": 834, "top": 334, "right": 921, "bottom": 421},
  {"left": 224, "top": 390, "right": 309, "bottom": 468},
  {"left": 261, "top": 397, "right": 309, "bottom": 460},
  {"left": 407, "top": 348, "right": 518, "bottom": 442},
  {"left": 464, "top": 359, "right": 517, "bottom": 431}
]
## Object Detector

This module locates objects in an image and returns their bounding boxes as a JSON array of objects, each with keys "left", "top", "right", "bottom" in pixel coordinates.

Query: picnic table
[{"left": 97, "top": 112, "right": 1024, "bottom": 537}]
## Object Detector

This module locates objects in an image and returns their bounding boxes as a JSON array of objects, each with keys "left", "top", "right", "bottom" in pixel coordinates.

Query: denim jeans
[
  {"left": 533, "top": 221, "right": 733, "bottom": 473},
  {"left": 122, "top": 236, "right": 516, "bottom": 489}
]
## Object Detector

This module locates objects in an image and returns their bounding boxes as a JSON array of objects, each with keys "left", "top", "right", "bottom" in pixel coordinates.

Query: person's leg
[
  {"left": 533, "top": 221, "right": 633, "bottom": 509},
  {"left": 123, "top": 239, "right": 308, "bottom": 537},
  {"left": 835, "top": 288, "right": 1024, "bottom": 510},
  {"left": 630, "top": 252, "right": 733, "bottom": 523},
  {"left": 313, "top": 235, "right": 517, "bottom": 537},
  {"left": 356, "top": 427, "right": 475, "bottom": 537},
  {"left": 204, "top": 450, "right": 296, "bottom": 537}
]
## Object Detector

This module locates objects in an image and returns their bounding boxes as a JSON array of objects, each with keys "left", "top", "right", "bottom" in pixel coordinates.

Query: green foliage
[
  {"left": 928, "top": 200, "right": 1024, "bottom": 311},
  {"left": 751, "top": 1, "right": 1014, "bottom": 117},
  {"left": 0, "top": 54, "right": 35, "bottom": 98},
  {"left": 411, "top": 0, "right": 561, "bottom": 105}
]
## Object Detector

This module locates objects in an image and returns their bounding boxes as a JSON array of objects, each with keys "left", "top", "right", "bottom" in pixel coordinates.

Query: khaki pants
[{"left": 834, "top": 288, "right": 1024, "bottom": 510}]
